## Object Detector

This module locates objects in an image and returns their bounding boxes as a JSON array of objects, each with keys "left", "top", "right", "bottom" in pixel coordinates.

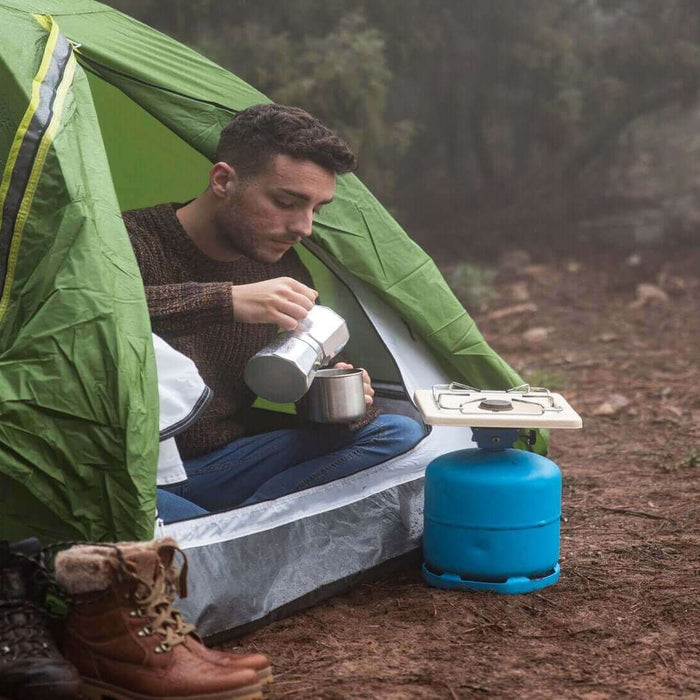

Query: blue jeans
[{"left": 157, "top": 414, "right": 423, "bottom": 523}]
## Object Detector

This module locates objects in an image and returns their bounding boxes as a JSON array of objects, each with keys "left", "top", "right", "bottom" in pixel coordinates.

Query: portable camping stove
[{"left": 414, "top": 383, "right": 582, "bottom": 594}]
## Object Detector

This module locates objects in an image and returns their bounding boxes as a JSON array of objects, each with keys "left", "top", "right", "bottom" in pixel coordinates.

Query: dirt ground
[{"left": 225, "top": 242, "right": 700, "bottom": 699}]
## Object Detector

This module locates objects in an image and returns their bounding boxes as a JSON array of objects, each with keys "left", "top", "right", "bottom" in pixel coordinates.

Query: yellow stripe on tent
[
  {"left": 0, "top": 18, "right": 76, "bottom": 323},
  {"left": 0, "top": 17, "right": 59, "bottom": 218}
]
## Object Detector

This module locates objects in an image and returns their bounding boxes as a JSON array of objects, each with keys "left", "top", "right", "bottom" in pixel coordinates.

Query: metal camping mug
[
  {"left": 243, "top": 305, "right": 350, "bottom": 403},
  {"left": 304, "top": 368, "right": 367, "bottom": 423}
]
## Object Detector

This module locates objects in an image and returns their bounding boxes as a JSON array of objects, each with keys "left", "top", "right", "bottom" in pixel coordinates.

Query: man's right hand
[{"left": 231, "top": 277, "right": 318, "bottom": 330}]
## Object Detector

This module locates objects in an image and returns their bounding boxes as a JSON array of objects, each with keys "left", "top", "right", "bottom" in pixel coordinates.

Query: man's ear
[{"left": 209, "top": 162, "right": 237, "bottom": 199}]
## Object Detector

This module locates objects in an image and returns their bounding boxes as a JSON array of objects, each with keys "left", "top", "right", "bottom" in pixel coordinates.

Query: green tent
[{"left": 0, "top": 0, "right": 545, "bottom": 545}]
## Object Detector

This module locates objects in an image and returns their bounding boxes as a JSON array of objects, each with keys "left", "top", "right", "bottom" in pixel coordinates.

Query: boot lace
[{"left": 129, "top": 562, "right": 195, "bottom": 654}]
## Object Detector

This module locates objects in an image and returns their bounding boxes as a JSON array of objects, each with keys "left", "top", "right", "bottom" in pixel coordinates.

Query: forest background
[{"left": 109, "top": 0, "right": 700, "bottom": 263}]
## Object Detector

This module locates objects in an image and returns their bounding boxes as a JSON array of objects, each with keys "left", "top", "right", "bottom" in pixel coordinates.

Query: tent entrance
[
  {"left": 86, "top": 68, "right": 416, "bottom": 420},
  {"left": 86, "top": 70, "right": 210, "bottom": 211}
]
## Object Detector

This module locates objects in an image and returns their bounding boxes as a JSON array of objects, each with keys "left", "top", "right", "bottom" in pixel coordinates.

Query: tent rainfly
[{"left": 0, "top": 0, "right": 548, "bottom": 637}]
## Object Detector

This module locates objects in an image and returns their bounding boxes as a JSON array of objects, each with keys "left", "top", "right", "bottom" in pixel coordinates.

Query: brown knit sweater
[{"left": 124, "top": 203, "right": 377, "bottom": 459}]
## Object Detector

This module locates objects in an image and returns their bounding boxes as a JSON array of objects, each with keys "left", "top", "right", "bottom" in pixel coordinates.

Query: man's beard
[
  {"left": 214, "top": 207, "right": 299, "bottom": 265},
  {"left": 213, "top": 206, "right": 273, "bottom": 263}
]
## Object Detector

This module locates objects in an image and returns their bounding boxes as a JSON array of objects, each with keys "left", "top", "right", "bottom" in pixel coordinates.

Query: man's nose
[{"left": 289, "top": 208, "right": 314, "bottom": 238}]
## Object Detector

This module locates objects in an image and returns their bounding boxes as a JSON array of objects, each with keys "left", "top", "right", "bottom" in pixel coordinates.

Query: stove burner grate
[{"left": 431, "top": 382, "right": 565, "bottom": 416}]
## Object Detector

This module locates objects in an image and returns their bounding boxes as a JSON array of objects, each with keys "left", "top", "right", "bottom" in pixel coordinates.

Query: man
[{"left": 124, "top": 104, "right": 423, "bottom": 522}]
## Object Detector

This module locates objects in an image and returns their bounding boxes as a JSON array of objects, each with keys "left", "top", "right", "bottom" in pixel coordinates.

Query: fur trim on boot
[{"left": 55, "top": 537, "right": 179, "bottom": 594}]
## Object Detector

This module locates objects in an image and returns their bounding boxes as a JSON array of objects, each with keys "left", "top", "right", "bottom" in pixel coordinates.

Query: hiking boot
[
  {"left": 55, "top": 538, "right": 263, "bottom": 700},
  {"left": 0, "top": 538, "right": 82, "bottom": 700},
  {"left": 155, "top": 543, "right": 272, "bottom": 685}
]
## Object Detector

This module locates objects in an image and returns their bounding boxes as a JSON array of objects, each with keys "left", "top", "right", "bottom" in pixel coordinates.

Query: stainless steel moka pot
[{"left": 244, "top": 305, "right": 350, "bottom": 403}]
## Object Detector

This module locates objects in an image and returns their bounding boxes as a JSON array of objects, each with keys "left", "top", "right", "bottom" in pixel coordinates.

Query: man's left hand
[{"left": 333, "top": 362, "right": 374, "bottom": 405}]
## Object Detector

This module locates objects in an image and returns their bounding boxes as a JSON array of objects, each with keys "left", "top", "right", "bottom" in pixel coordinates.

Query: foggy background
[{"left": 108, "top": 0, "right": 700, "bottom": 263}]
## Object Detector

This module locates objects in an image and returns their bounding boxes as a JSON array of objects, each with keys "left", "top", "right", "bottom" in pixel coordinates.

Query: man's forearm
[{"left": 144, "top": 282, "right": 233, "bottom": 333}]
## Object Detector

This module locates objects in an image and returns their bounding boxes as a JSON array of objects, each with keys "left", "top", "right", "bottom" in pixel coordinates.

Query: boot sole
[
  {"left": 79, "top": 678, "right": 263, "bottom": 700},
  {"left": 15, "top": 679, "right": 83, "bottom": 700}
]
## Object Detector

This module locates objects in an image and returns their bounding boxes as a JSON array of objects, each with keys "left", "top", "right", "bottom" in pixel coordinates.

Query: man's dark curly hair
[{"left": 215, "top": 104, "right": 358, "bottom": 179}]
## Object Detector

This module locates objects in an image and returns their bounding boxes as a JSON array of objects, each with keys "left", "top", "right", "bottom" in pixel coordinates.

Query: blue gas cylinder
[{"left": 423, "top": 436, "right": 561, "bottom": 594}]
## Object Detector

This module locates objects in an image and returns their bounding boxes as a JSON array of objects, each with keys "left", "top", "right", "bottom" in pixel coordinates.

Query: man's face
[{"left": 214, "top": 154, "right": 336, "bottom": 264}]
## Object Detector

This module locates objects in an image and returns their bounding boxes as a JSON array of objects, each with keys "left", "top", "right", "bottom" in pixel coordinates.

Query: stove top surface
[{"left": 414, "top": 384, "right": 583, "bottom": 429}]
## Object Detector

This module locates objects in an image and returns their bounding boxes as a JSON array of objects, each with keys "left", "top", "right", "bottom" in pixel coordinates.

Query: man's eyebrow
[{"left": 278, "top": 188, "right": 334, "bottom": 205}]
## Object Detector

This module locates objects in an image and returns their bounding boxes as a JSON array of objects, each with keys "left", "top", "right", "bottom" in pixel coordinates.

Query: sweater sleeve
[{"left": 144, "top": 282, "right": 234, "bottom": 333}]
